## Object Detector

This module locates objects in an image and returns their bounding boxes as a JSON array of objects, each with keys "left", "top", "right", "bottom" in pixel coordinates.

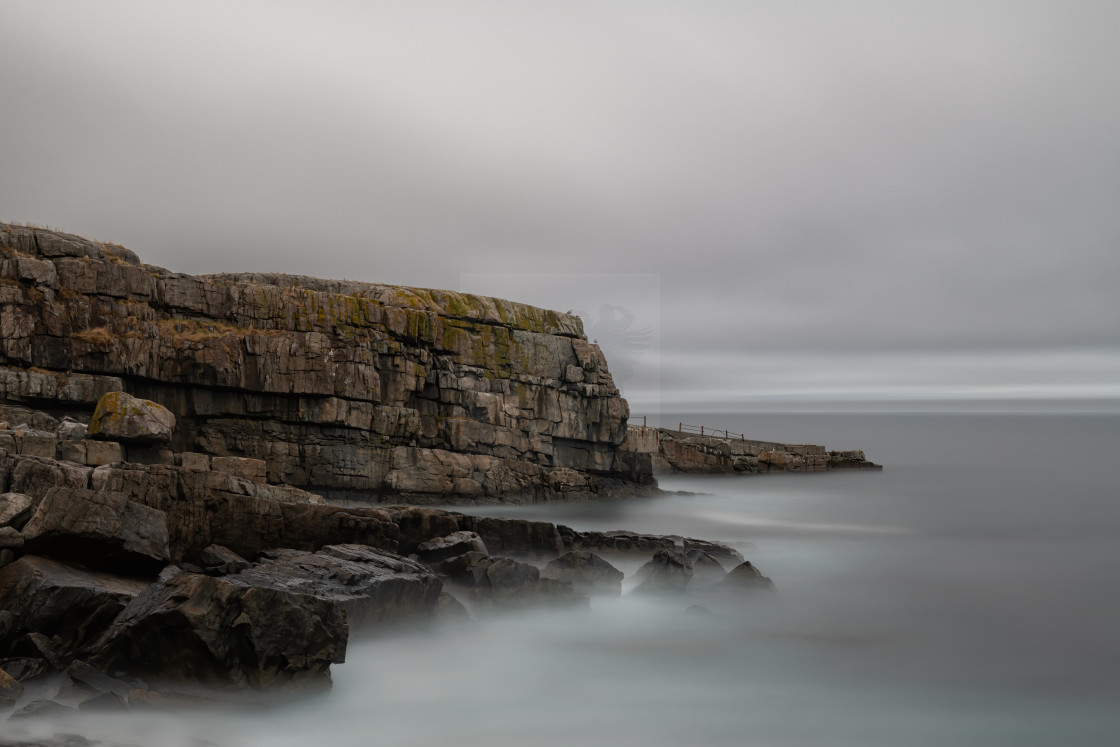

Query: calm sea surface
[{"left": 9, "top": 412, "right": 1120, "bottom": 746}]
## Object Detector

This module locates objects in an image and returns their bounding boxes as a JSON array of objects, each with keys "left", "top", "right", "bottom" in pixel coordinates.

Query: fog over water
[{"left": 7, "top": 411, "right": 1118, "bottom": 746}]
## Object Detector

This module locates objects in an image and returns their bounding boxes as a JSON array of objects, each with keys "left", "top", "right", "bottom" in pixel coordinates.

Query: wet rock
[
  {"left": 0, "top": 664, "right": 22, "bottom": 703},
  {"left": 455, "top": 515, "right": 565, "bottom": 560},
  {"left": 562, "top": 526, "right": 744, "bottom": 566},
  {"left": 0, "top": 555, "right": 149, "bottom": 667},
  {"left": 19, "top": 487, "right": 170, "bottom": 575},
  {"left": 197, "top": 544, "right": 251, "bottom": 575},
  {"left": 718, "top": 561, "right": 776, "bottom": 591},
  {"left": 60, "top": 660, "right": 133, "bottom": 699},
  {"left": 415, "top": 531, "right": 488, "bottom": 564},
  {"left": 88, "top": 572, "right": 347, "bottom": 692},
  {"left": 0, "top": 658, "right": 50, "bottom": 682},
  {"left": 223, "top": 544, "right": 442, "bottom": 627},
  {"left": 77, "top": 690, "right": 128, "bottom": 711},
  {"left": 7, "top": 699, "right": 75, "bottom": 720},
  {"left": 433, "top": 592, "right": 471, "bottom": 622},
  {"left": 634, "top": 549, "right": 694, "bottom": 593},
  {"left": 88, "top": 392, "right": 175, "bottom": 445},
  {"left": 541, "top": 550, "right": 623, "bottom": 595},
  {"left": 684, "top": 549, "right": 726, "bottom": 587}
]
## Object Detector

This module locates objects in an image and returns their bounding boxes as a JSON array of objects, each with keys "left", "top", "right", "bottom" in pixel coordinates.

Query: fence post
[
  {"left": 700, "top": 425, "right": 704, "bottom": 436},
  {"left": 679, "top": 422, "right": 682, "bottom": 433},
  {"left": 725, "top": 429, "right": 729, "bottom": 439}
]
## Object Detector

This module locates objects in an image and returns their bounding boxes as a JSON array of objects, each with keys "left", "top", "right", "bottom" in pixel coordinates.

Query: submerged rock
[
  {"left": 541, "top": 550, "right": 623, "bottom": 595},
  {"left": 634, "top": 549, "right": 694, "bottom": 593},
  {"left": 718, "top": 561, "right": 776, "bottom": 591}
]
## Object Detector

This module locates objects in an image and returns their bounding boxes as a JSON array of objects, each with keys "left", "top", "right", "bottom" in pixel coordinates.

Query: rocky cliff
[{"left": 0, "top": 224, "right": 653, "bottom": 503}]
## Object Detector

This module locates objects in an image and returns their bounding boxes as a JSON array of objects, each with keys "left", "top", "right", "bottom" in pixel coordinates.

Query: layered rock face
[{"left": 0, "top": 223, "right": 652, "bottom": 503}]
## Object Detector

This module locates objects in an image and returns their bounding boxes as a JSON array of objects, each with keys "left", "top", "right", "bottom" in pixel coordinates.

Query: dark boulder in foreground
[
  {"left": 0, "top": 555, "right": 148, "bottom": 668},
  {"left": 87, "top": 572, "right": 348, "bottom": 693},
  {"left": 541, "top": 551, "right": 623, "bottom": 595}
]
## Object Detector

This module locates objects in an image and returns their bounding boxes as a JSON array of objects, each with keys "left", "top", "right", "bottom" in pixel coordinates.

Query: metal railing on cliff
[{"left": 629, "top": 416, "right": 746, "bottom": 442}]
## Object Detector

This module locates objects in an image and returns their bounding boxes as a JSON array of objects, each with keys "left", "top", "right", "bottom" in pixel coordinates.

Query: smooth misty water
[{"left": 6, "top": 413, "right": 1119, "bottom": 746}]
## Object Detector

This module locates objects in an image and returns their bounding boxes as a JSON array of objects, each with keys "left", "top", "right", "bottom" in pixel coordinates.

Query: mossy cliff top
[{"left": 0, "top": 223, "right": 585, "bottom": 339}]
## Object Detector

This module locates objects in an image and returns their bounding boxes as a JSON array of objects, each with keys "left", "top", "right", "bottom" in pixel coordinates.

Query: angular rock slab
[
  {"left": 88, "top": 391, "right": 175, "bottom": 444},
  {"left": 20, "top": 487, "right": 170, "bottom": 575},
  {"left": 89, "top": 572, "right": 348, "bottom": 692},
  {"left": 0, "top": 555, "right": 149, "bottom": 666},
  {"left": 541, "top": 550, "right": 624, "bottom": 595},
  {"left": 225, "top": 544, "right": 442, "bottom": 627}
]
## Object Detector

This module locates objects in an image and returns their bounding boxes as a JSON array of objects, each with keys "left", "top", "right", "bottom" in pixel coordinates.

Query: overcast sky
[{"left": 2, "top": 1, "right": 1117, "bottom": 410}]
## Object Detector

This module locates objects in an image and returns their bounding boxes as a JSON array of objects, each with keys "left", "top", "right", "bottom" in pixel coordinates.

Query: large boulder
[
  {"left": 541, "top": 550, "right": 624, "bottom": 595},
  {"left": 88, "top": 572, "right": 348, "bottom": 693},
  {"left": 88, "top": 391, "right": 175, "bottom": 444},
  {"left": 0, "top": 555, "right": 149, "bottom": 669},
  {"left": 19, "top": 486, "right": 170, "bottom": 575},
  {"left": 224, "top": 544, "right": 442, "bottom": 627}
]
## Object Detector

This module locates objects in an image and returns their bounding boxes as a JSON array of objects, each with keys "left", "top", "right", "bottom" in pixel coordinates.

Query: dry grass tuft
[{"left": 71, "top": 326, "right": 115, "bottom": 346}]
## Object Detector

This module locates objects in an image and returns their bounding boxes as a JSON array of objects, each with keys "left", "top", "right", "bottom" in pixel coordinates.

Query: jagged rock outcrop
[{"left": 0, "top": 223, "right": 653, "bottom": 503}]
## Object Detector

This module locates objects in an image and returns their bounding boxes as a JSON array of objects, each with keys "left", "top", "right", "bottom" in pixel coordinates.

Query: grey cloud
[{"left": 1, "top": 1, "right": 1117, "bottom": 404}]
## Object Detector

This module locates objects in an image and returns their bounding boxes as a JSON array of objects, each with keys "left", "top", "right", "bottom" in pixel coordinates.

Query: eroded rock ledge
[
  {"left": 0, "top": 223, "right": 653, "bottom": 503},
  {"left": 0, "top": 451, "right": 765, "bottom": 709}
]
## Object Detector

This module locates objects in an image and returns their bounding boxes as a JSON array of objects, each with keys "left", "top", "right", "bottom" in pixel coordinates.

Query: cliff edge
[{"left": 0, "top": 224, "right": 653, "bottom": 503}]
